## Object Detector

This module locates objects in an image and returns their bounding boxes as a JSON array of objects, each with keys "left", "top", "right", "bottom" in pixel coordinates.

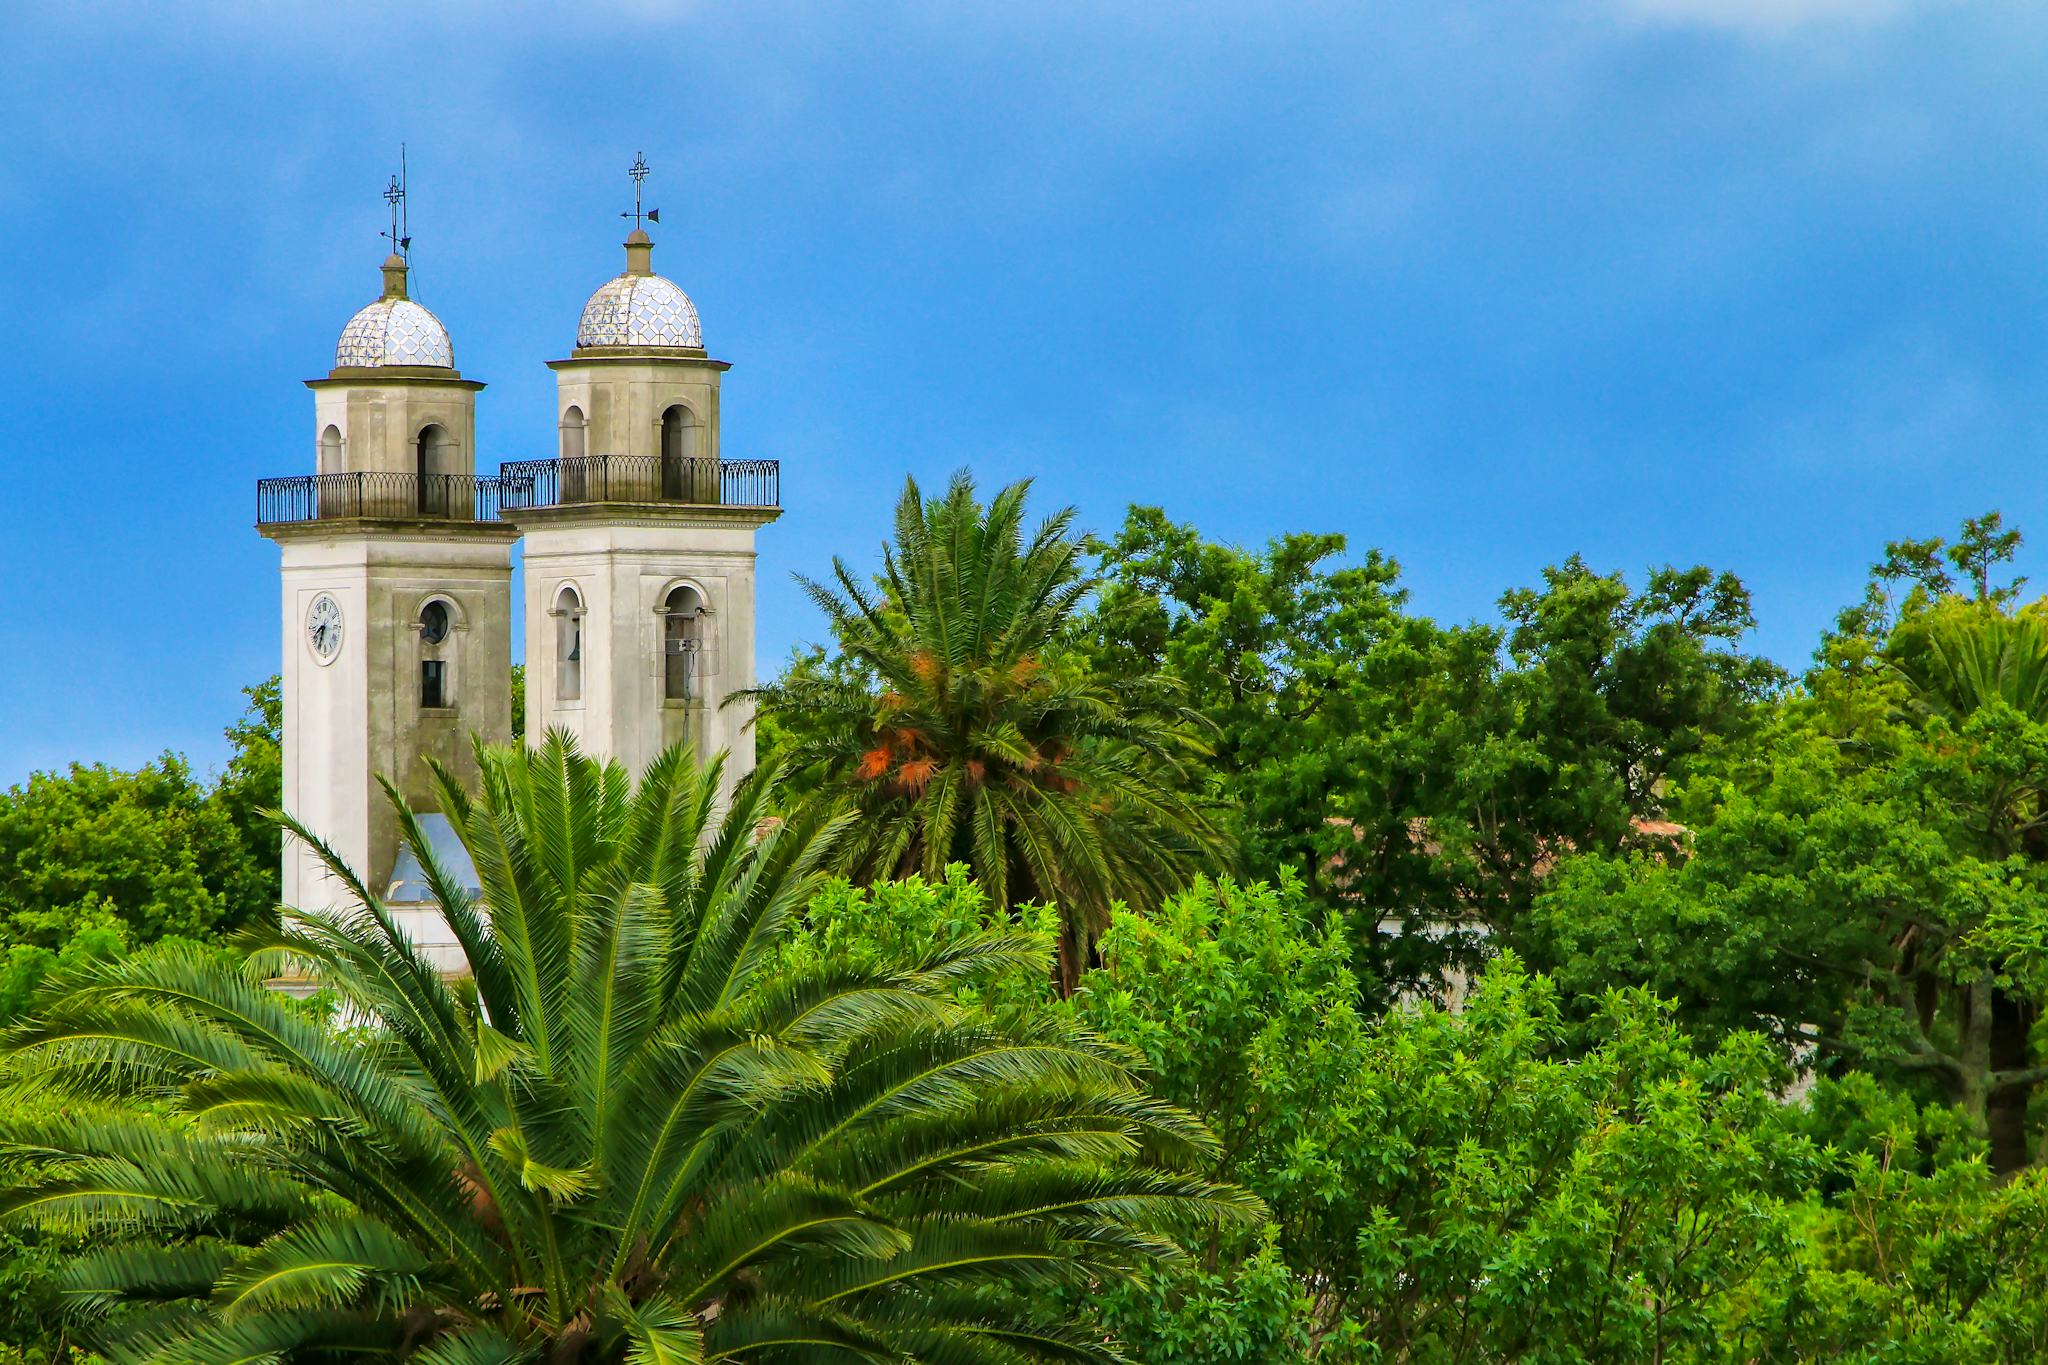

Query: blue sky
[{"left": 2, "top": 0, "right": 2046, "bottom": 782}]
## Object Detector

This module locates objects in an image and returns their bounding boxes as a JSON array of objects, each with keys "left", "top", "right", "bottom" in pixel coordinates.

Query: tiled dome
[
  {"left": 335, "top": 297, "right": 454, "bottom": 369},
  {"left": 577, "top": 273, "right": 702, "bottom": 350}
]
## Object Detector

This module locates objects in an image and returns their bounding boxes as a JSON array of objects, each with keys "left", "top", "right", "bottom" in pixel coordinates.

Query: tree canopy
[
  {"left": 1, "top": 736, "right": 1255, "bottom": 1364},
  {"left": 754, "top": 473, "right": 1230, "bottom": 991},
  {"left": 9, "top": 491, "right": 2048, "bottom": 1360}
]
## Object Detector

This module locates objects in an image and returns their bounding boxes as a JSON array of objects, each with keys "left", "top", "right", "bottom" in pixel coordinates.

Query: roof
[
  {"left": 577, "top": 272, "right": 702, "bottom": 349},
  {"left": 336, "top": 296, "right": 454, "bottom": 369}
]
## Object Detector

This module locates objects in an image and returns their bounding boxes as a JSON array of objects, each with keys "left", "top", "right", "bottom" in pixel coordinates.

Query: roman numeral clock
[{"left": 306, "top": 593, "right": 343, "bottom": 663}]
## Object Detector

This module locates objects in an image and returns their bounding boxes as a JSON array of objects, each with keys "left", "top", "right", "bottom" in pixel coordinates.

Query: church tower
[
  {"left": 258, "top": 251, "right": 517, "bottom": 937},
  {"left": 504, "top": 209, "right": 779, "bottom": 800}
]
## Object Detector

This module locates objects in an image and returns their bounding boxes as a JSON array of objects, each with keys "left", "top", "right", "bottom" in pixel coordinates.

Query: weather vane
[
  {"left": 381, "top": 144, "right": 411, "bottom": 259},
  {"left": 622, "top": 152, "right": 659, "bottom": 230}
]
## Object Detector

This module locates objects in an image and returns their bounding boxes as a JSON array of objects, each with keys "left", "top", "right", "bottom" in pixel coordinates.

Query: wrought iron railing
[
  {"left": 497, "top": 456, "right": 780, "bottom": 511},
  {"left": 257, "top": 472, "right": 505, "bottom": 525}
]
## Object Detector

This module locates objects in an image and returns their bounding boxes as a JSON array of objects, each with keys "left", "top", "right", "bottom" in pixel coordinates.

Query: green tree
[
  {"left": 1531, "top": 687, "right": 2048, "bottom": 1170},
  {"left": 1075, "top": 509, "right": 1778, "bottom": 998},
  {"left": 208, "top": 675, "right": 283, "bottom": 928},
  {"left": 1734, "top": 1077, "right": 2048, "bottom": 1362},
  {"left": 1074, "top": 508, "right": 1487, "bottom": 961},
  {"left": 754, "top": 473, "right": 1230, "bottom": 992},
  {"left": 1, "top": 735, "right": 1252, "bottom": 1363},
  {"left": 0, "top": 678, "right": 280, "bottom": 963},
  {"left": 1529, "top": 610, "right": 2048, "bottom": 1172},
  {"left": 1830, "top": 508, "right": 2026, "bottom": 646},
  {"left": 0, "top": 917, "right": 127, "bottom": 1029},
  {"left": 1885, "top": 604, "right": 2048, "bottom": 1166},
  {"left": 751, "top": 645, "right": 877, "bottom": 787},
  {"left": 0, "top": 756, "right": 245, "bottom": 951},
  {"left": 1069, "top": 879, "right": 1820, "bottom": 1362}
]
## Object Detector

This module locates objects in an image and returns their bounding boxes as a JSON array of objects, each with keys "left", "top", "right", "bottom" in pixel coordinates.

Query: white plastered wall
[
  {"left": 518, "top": 514, "right": 765, "bottom": 803},
  {"left": 547, "top": 356, "right": 725, "bottom": 459},
  {"left": 274, "top": 529, "right": 516, "bottom": 916},
  {"left": 308, "top": 377, "right": 482, "bottom": 477}
]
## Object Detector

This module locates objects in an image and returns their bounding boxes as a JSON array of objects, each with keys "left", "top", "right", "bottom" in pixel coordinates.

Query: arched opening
[
  {"left": 419, "top": 599, "right": 454, "bottom": 709},
  {"left": 417, "top": 423, "right": 456, "bottom": 516},
  {"left": 316, "top": 425, "right": 346, "bottom": 517},
  {"left": 554, "top": 585, "right": 584, "bottom": 703},
  {"left": 660, "top": 404, "right": 700, "bottom": 500},
  {"left": 561, "top": 405, "right": 586, "bottom": 460},
  {"left": 662, "top": 585, "right": 707, "bottom": 703}
]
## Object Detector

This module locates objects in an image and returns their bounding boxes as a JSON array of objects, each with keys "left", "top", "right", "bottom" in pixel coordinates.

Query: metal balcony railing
[
  {"left": 257, "top": 472, "right": 505, "bottom": 525},
  {"left": 497, "top": 456, "right": 780, "bottom": 512}
]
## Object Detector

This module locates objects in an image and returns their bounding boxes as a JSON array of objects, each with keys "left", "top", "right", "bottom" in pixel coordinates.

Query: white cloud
[{"left": 1611, "top": 0, "right": 1933, "bottom": 33}]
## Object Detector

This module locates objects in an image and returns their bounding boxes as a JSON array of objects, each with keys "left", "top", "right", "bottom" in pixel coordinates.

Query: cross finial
[
  {"left": 622, "top": 152, "right": 659, "bottom": 231},
  {"left": 380, "top": 145, "right": 411, "bottom": 259}
]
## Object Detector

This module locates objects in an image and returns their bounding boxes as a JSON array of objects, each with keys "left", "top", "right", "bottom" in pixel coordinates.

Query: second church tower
[{"left": 505, "top": 224, "right": 779, "bottom": 808}]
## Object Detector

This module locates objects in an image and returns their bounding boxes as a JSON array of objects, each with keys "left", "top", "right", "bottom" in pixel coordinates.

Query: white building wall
[
  {"left": 272, "top": 529, "right": 515, "bottom": 912},
  {"left": 517, "top": 512, "right": 767, "bottom": 803}
]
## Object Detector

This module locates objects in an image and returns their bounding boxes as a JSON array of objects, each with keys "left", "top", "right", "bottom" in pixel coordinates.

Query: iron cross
[{"left": 381, "top": 145, "right": 411, "bottom": 257}]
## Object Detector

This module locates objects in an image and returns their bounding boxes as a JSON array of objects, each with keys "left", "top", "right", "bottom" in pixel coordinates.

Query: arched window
[
  {"left": 419, "top": 599, "right": 453, "bottom": 709},
  {"left": 662, "top": 585, "right": 707, "bottom": 703},
  {"left": 417, "top": 423, "right": 456, "bottom": 516},
  {"left": 318, "top": 424, "right": 343, "bottom": 475},
  {"left": 554, "top": 585, "right": 584, "bottom": 703},
  {"left": 561, "top": 405, "right": 586, "bottom": 461},
  {"left": 660, "top": 404, "right": 699, "bottom": 500}
]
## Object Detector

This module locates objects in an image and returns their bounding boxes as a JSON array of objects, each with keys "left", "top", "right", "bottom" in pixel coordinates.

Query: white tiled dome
[
  {"left": 335, "top": 297, "right": 454, "bottom": 369},
  {"left": 577, "top": 273, "right": 702, "bottom": 350}
]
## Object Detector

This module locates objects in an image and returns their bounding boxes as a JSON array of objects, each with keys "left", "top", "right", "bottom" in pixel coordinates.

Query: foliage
[
  {"left": 1529, "top": 589, "right": 2048, "bottom": 1171},
  {"left": 1067, "top": 878, "right": 1821, "bottom": 1362},
  {"left": 750, "top": 645, "right": 876, "bottom": 787},
  {"left": 769, "top": 867, "right": 1061, "bottom": 1020},
  {"left": 1081, "top": 1228, "right": 1331, "bottom": 1365},
  {"left": 1832, "top": 509, "right": 2028, "bottom": 642},
  {"left": 0, "top": 917, "right": 127, "bottom": 1028},
  {"left": 1074, "top": 509, "right": 1780, "bottom": 999},
  {"left": 0, "top": 757, "right": 246, "bottom": 951},
  {"left": 754, "top": 473, "right": 1231, "bottom": 990},
  {"left": 208, "top": 676, "right": 283, "bottom": 926},
  {"left": 0, "top": 735, "right": 1253, "bottom": 1364},
  {"left": 1732, "top": 1076, "right": 2048, "bottom": 1362},
  {"left": 0, "top": 1073, "right": 132, "bottom": 1365},
  {"left": 1073, "top": 508, "right": 1487, "bottom": 989},
  {"left": 0, "top": 678, "right": 279, "bottom": 966}
]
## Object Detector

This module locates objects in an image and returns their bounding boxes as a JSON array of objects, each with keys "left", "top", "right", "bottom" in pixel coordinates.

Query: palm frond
[{"left": 3, "top": 732, "right": 1248, "bottom": 1363}]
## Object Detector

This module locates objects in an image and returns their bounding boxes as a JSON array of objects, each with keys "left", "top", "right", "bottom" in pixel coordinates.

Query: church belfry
[
  {"left": 259, "top": 161, "right": 779, "bottom": 959},
  {"left": 257, "top": 242, "right": 516, "bottom": 955},
  {"left": 503, "top": 164, "right": 779, "bottom": 802}
]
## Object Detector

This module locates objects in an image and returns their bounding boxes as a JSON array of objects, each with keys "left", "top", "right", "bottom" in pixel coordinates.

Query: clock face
[{"left": 306, "top": 593, "right": 344, "bottom": 664}]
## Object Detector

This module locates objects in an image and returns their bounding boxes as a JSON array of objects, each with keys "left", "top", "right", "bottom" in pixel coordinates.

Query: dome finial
[
  {"left": 381, "top": 253, "right": 409, "bottom": 300},
  {"left": 625, "top": 229, "right": 654, "bottom": 277}
]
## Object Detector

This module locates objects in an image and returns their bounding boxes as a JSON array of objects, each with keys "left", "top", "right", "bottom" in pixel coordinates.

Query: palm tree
[
  {"left": 1889, "top": 605, "right": 2048, "bottom": 729},
  {"left": 1885, "top": 604, "right": 2048, "bottom": 1174},
  {"left": 0, "top": 735, "right": 1253, "bottom": 1363},
  {"left": 753, "top": 473, "right": 1231, "bottom": 994}
]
